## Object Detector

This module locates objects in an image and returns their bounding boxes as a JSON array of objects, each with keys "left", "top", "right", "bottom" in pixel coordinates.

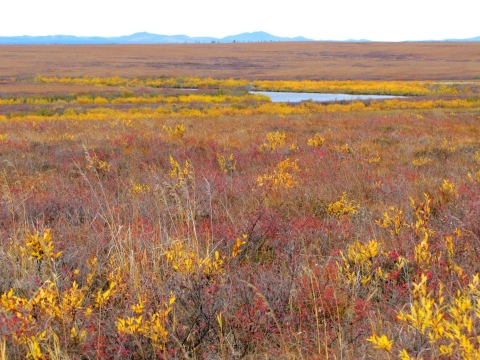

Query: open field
[
  {"left": 1, "top": 42, "right": 480, "bottom": 80},
  {"left": 0, "top": 44, "right": 480, "bottom": 358}
]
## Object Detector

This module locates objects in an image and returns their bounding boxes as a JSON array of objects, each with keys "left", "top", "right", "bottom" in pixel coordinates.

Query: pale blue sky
[{"left": 1, "top": 0, "right": 479, "bottom": 41}]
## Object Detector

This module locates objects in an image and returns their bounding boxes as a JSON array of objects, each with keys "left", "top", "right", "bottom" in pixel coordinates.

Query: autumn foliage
[
  {"left": 0, "top": 76, "right": 479, "bottom": 359},
  {"left": 33, "top": 75, "right": 463, "bottom": 96}
]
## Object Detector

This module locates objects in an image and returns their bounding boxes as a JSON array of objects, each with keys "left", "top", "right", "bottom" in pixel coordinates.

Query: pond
[{"left": 250, "top": 91, "right": 403, "bottom": 103}]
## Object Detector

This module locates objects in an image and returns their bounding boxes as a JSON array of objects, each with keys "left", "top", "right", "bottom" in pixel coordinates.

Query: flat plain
[{"left": 1, "top": 42, "right": 480, "bottom": 80}]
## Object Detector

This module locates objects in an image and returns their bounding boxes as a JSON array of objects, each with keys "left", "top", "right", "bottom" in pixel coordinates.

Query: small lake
[{"left": 250, "top": 91, "right": 403, "bottom": 103}]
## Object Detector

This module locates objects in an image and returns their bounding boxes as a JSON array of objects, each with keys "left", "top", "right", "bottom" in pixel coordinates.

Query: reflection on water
[{"left": 250, "top": 91, "right": 403, "bottom": 103}]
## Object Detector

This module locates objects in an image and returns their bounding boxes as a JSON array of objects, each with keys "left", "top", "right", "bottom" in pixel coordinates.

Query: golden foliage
[
  {"left": 366, "top": 334, "right": 393, "bottom": 352},
  {"left": 475, "top": 150, "right": 480, "bottom": 164},
  {"left": 337, "top": 239, "right": 381, "bottom": 286},
  {"left": 217, "top": 153, "right": 236, "bottom": 173},
  {"left": 439, "top": 179, "right": 458, "bottom": 202},
  {"left": 20, "top": 229, "right": 62, "bottom": 261},
  {"left": 254, "top": 79, "right": 434, "bottom": 96},
  {"left": 95, "top": 281, "right": 116, "bottom": 308},
  {"left": 0, "top": 92, "right": 270, "bottom": 106},
  {"left": 168, "top": 155, "right": 189, "bottom": 188},
  {"left": 375, "top": 207, "right": 408, "bottom": 235},
  {"left": 130, "top": 182, "right": 151, "bottom": 195},
  {"left": 327, "top": 192, "right": 359, "bottom": 218},
  {"left": 163, "top": 123, "right": 185, "bottom": 137},
  {"left": 259, "top": 131, "right": 286, "bottom": 152},
  {"left": 334, "top": 143, "right": 354, "bottom": 154},
  {"left": 232, "top": 235, "right": 247, "bottom": 258},
  {"left": 467, "top": 170, "right": 480, "bottom": 183},
  {"left": 414, "top": 232, "right": 432, "bottom": 271},
  {"left": 257, "top": 158, "right": 301, "bottom": 189},
  {"left": 412, "top": 156, "right": 432, "bottom": 167},
  {"left": 307, "top": 133, "right": 325, "bottom": 147},
  {"left": 164, "top": 241, "right": 224, "bottom": 277},
  {"left": 409, "top": 193, "right": 434, "bottom": 237},
  {"left": 86, "top": 153, "right": 111, "bottom": 175},
  {"left": 396, "top": 273, "right": 480, "bottom": 359},
  {"left": 4, "top": 96, "right": 480, "bottom": 124},
  {"left": 367, "top": 153, "right": 381, "bottom": 164},
  {"left": 34, "top": 76, "right": 462, "bottom": 96},
  {"left": 116, "top": 295, "right": 175, "bottom": 350}
]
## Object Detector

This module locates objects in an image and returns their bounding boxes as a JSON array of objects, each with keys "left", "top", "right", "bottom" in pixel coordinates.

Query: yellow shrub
[
  {"left": 474, "top": 150, "right": 480, "bottom": 163},
  {"left": 335, "top": 143, "right": 354, "bottom": 154},
  {"left": 327, "top": 192, "right": 359, "bottom": 218},
  {"left": 366, "top": 334, "right": 393, "bottom": 352},
  {"left": 260, "top": 131, "right": 286, "bottom": 152},
  {"left": 439, "top": 179, "right": 458, "bottom": 202},
  {"left": 467, "top": 170, "right": 480, "bottom": 183},
  {"left": 20, "top": 229, "right": 62, "bottom": 261},
  {"left": 307, "top": 133, "right": 325, "bottom": 147},
  {"left": 130, "top": 182, "right": 151, "bottom": 195},
  {"left": 165, "top": 241, "right": 224, "bottom": 277},
  {"left": 217, "top": 153, "right": 236, "bottom": 173},
  {"left": 412, "top": 157, "right": 432, "bottom": 167},
  {"left": 337, "top": 239, "right": 381, "bottom": 286},
  {"left": 367, "top": 153, "right": 381, "bottom": 164},
  {"left": 75, "top": 96, "right": 94, "bottom": 104},
  {"left": 163, "top": 124, "right": 185, "bottom": 137},
  {"left": 375, "top": 207, "right": 407, "bottom": 235},
  {"left": 93, "top": 96, "right": 109, "bottom": 104},
  {"left": 396, "top": 273, "right": 480, "bottom": 359},
  {"left": 86, "top": 153, "right": 111, "bottom": 175},
  {"left": 257, "top": 158, "right": 300, "bottom": 189}
]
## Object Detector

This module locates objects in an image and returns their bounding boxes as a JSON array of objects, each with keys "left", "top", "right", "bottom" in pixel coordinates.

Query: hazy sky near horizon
[{"left": 1, "top": 0, "right": 479, "bottom": 41}]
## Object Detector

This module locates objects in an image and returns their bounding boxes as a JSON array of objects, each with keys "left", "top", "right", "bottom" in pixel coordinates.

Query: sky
[{"left": 1, "top": 0, "right": 479, "bottom": 41}]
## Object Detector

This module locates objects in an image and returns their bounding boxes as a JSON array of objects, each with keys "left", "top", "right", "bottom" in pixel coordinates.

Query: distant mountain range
[
  {"left": 0, "top": 31, "right": 313, "bottom": 45},
  {"left": 0, "top": 31, "right": 478, "bottom": 45},
  {"left": 445, "top": 36, "right": 480, "bottom": 42}
]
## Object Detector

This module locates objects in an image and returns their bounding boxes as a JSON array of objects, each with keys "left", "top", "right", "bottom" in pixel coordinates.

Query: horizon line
[{"left": 0, "top": 31, "right": 478, "bottom": 43}]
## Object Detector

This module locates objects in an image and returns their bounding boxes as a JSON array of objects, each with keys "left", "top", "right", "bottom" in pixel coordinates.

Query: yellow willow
[
  {"left": 2, "top": 97, "right": 480, "bottom": 123},
  {"left": 33, "top": 75, "right": 462, "bottom": 95}
]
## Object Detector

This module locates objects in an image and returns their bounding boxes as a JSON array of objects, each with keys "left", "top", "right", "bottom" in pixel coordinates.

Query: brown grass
[{"left": 1, "top": 42, "right": 480, "bottom": 80}]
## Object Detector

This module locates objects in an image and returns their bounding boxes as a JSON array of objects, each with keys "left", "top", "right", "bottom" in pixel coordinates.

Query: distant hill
[
  {"left": 444, "top": 36, "right": 480, "bottom": 42},
  {"left": 0, "top": 31, "right": 313, "bottom": 45},
  {"left": 219, "top": 31, "right": 311, "bottom": 43}
]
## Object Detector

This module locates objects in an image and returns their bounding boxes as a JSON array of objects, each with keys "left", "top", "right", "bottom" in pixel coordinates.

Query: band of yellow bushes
[
  {"left": 1, "top": 97, "right": 479, "bottom": 122},
  {"left": 33, "top": 76, "right": 463, "bottom": 96},
  {"left": 0, "top": 93, "right": 270, "bottom": 106}
]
